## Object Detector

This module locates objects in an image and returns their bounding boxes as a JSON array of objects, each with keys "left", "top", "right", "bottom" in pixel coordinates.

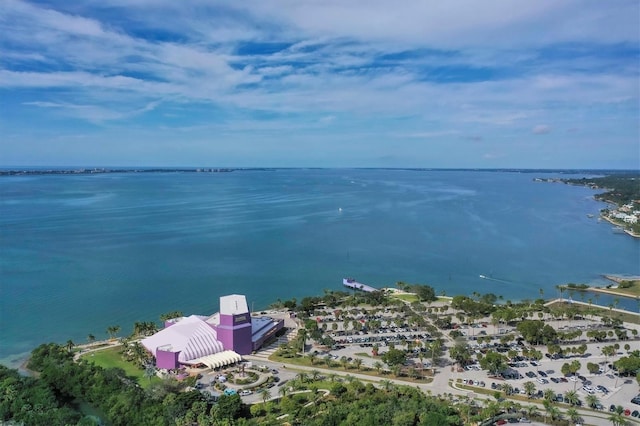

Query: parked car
[{"left": 239, "top": 390, "right": 252, "bottom": 396}]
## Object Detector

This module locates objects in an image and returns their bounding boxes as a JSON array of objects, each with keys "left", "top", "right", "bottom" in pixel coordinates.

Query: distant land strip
[
  {"left": 0, "top": 167, "right": 278, "bottom": 176},
  {"left": 3, "top": 167, "right": 639, "bottom": 177}
]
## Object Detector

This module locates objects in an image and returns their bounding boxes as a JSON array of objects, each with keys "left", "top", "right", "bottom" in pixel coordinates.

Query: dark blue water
[{"left": 1, "top": 169, "right": 638, "bottom": 365}]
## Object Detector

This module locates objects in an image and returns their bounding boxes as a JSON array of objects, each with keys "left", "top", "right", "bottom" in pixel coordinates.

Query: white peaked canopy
[
  {"left": 191, "top": 350, "right": 242, "bottom": 369},
  {"left": 141, "top": 315, "right": 224, "bottom": 363}
]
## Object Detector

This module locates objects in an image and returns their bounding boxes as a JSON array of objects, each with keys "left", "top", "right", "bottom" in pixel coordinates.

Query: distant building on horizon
[{"left": 142, "top": 294, "right": 284, "bottom": 370}]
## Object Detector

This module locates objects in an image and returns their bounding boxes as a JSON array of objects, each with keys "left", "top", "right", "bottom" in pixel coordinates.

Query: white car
[{"left": 239, "top": 390, "right": 253, "bottom": 396}]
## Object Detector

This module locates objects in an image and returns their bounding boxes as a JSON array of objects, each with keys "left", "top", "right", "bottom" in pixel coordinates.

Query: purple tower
[{"left": 216, "top": 294, "right": 253, "bottom": 355}]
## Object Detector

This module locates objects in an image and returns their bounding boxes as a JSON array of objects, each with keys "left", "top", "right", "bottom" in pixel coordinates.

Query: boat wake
[{"left": 479, "top": 274, "right": 514, "bottom": 284}]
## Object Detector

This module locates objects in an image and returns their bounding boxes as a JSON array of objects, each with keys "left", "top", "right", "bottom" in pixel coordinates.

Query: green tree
[
  {"left": 144, "top": 365, "right": 156, "bottom": 382},
  {"left": 608, "top": 411, "right": 628, "bottom": 426},
  {"left": 523, "top": 381, "right": 536, "bottom": 398},
  {"left": 585, "top": 393, "right": 600, "bottom": 409},
  {"left": 260, "top": 388, "right": 271, "bottom": 407},
  {"left": 213, "top": 394, "right": 242, "bottom": 421},
  {"left": 340, "top": 355, "right": 349, "bottom": 370},
  {"left": 381, "top": 348, "right": 407, "bottom": 368},
  {"left": 564, "top": 389, "right": 579, "bottom": 406},
  {"left": 516, "top": 320, "right": 557, "bottom": 345},
  {"left": 106, "top": 325, "right": 120, "bottom": 339},
  {"left": 353, "top": 358, "right": 363, "bottom": 371},
  {"left": 566, "top": 407, "right": 581, "bottom": 424},
  {"left": 449, "top": 343, "right": 472, "bottom": 367},
  {"left": 479, "top": 351, "right": 507, "bottom": 375}
]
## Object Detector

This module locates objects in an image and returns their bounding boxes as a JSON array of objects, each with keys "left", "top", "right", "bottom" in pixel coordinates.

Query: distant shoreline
[
  {"left": 0, "top": 167, "right": 262, "bottom": 176},
  {"left": 601, "top": 214, "right": 640, "bottom": 238}
]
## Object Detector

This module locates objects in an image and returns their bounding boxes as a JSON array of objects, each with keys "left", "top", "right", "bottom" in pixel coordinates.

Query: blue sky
[{"left": 1, "top": 0, "right": 638, "bottom": 168}]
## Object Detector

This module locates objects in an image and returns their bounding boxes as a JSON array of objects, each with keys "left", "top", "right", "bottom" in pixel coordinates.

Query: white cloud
[
  {"left": 532, "top": 124, "right": 551, "bottom": 135},
  {"left": 1, "top": 0, "right": 638, "bottom": 167}
]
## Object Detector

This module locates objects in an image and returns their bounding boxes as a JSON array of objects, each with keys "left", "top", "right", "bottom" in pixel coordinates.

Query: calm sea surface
[{"left": 1, "top": 169, "right": 639, "bottom": 365}]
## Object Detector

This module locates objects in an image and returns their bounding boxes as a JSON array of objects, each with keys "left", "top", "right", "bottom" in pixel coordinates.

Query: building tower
[{"left": 216, "top": 294, "right": 253, "bottom": 354}]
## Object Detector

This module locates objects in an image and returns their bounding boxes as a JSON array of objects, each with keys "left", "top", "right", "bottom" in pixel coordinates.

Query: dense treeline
[
  {"left": 0, "top": 364, "right": 86, "bottom": 425},
  {"left": 563, "top": 174, "right": 640, "bottom": 206},
  {"left": 300, "top": 382, "right": 460, "bottom": 426},
  {"left": 3, "top": 342, "right": 463, "bottom": 425},
  {"left": 20, "top": 343, "right": 250, "bottom": 425}
]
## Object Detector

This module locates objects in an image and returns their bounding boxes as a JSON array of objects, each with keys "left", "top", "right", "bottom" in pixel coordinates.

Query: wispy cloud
[
  {"left": 0, "top": 0, "right": 638, "bottom": 167},
  {"left": 532, "top": 124, "right": 551, "bottom": 135}
]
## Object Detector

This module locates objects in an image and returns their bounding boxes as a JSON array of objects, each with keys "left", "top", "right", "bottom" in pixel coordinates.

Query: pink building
[{"left": 141, "top": 294, "right": 283, "bottom": 370}]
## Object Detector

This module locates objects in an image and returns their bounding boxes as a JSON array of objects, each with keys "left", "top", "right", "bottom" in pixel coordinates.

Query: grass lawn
[
  {"left": 546, "top": 300, "right": 640, "bottom": 325},
  {"left": 592, "top": 281, "right": 640, "bottom": 298},
  {"left": 391, "top": 293, "right": 419, "bottom": 303},
  {"left": 269, "top": 353, "right": 432, "bottom": 384},
  {"left": 81, "top": 347, "right": 161, "bottom": 388}
]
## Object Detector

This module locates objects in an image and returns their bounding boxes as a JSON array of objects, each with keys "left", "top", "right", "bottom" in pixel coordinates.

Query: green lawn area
[
  {"left": 546, "top": 300, "right": 640, "bottom": 325},
  {"left": 390, "top": 293, "right": 419, "bottom": 303},
  {"left": 81, "top": 347, "right": 161, "bottom": 388},
  {"left": 594, "top": 281, "right": 640, "bottom": 297},
  {"left": 269, "top": 353, "right": 432, "bottom": 384}
]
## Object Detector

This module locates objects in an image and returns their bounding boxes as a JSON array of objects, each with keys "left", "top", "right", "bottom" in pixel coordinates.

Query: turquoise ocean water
[{"left": 1, "top": 169, "right": 639, "bottom": 365}]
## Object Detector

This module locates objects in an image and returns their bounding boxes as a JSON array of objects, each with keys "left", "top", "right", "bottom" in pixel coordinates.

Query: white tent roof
[
  {"left": 190, "top": 350, "right": 242, "bottom": 369},
  {"left": 142, "top": 315, "right": 225, "bottom": 363}
]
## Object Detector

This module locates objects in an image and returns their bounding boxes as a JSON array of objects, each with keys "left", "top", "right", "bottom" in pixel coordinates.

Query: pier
[{"left": 342, "top": 278, "right": 378, "bottom": 293}]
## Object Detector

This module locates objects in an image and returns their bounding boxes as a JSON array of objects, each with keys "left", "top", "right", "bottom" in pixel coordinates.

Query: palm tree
[
  {"left": 297, "top": 328, "right": 308, "bottom": 354},
  {"left": 310, "top": 370, "right": 321, "bottom": 381},
  {"left": 373, "top": 361, "right": 383, "bottom": 374},
  {"left": 324, "top": 354, "right": 332, "bottom": 367},
  {"left": 133, "top": 321, "right": 144, "bottom": 337},
  {"left": 566, "top": 407, "right": 581, "bottom": 424},
  {"left": 608, "top": 412, "right": 628, "bottom": 426},
  {"left": 556, "top": 285, "right": 564, "bottom": 300},
  {"left": 340, "top": 356, "right": 349, "bottom": 370},
  {"left": 260, "top": 389, "right": 271, "bottom": 406},
  {"left": 353, "top": 358, "right": 363, "bottom": 371},
  {"left": 543, "top": 388, "right": 555, "bottom": 402},
  {"left": 87, "top": 334, "right": 96, "bottom": 344},
  {"left": 296, "top": 372, "right": 308, "bottom": 384},
  {"left": 106, "top": 325, "right": 120, "bottom": 340},
  {"left": 564, "top": 390, "right": 579, "bottom": 406},
  {"left": 380, "top": 379, "right": 394, "bottom": 391},
  {"left": 523, "top": 381, "right": 536, "bottom": 398},
  {"left": 585, "top": 393, "right": 600, "bottom": 409},
  {"left": 308, "top": 352, "right": 317, "bottom": 365},
  {"left": 392, "top": 364, "right": 402, "bottom": 378},
  {"left": 502, "top": 383, "right": 514, "bottom": 396},
  {"left": 143, "top": 365, "right": 156, "bottom": 382},
  {"left": 524, "top": 404, "right": 539, "bottom": 419},
  {"left": 278, "top": 386, "right": 288, "bottom": 399},
  {"left": 543, "top": 400, "right": 560, "bottom": 423},
  {"left": 65, "top": 340, "right": 75, "bottom": 353}
]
